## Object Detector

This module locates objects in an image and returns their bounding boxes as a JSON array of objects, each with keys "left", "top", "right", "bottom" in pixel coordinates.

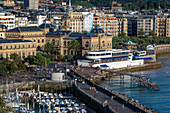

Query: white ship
[{"left": 78, "top": 49, "right": 147, "bottom": 69}]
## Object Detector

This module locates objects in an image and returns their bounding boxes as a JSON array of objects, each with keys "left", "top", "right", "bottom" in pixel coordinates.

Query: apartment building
[
  {"left": 93, "top": 15, "right": 107, "bottom": 33},
  {"left": 106, "top": 17, "right": 118, "bottom": 36},
  {"left": 128, "top": 18, "right": 137, "bottom": 36},
  {"left": 0, "top": 12, "right": 15, "bottom": 30},
  {"left": 24, "top": 0, "right": 39, "bottom": 10},
  {"left": 15, "top": 16, "right": 28, "bottom": 27},
  {"left": 0, "top": 39, "right": 36, "bottom": 59},
  {"left": 155, "top": 16, "right": 170, "bottom": 37},
  {"left": 3, "top": 0, "right": 15, "bottom": 7},
  {"left": 117, "top": 17, "right": 128, "bottom": 36},
  {"left": 137, "top": 17, "right": 153, "bottom": 37}
]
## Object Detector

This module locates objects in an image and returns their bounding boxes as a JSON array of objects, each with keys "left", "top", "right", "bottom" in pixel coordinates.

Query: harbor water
[{"left": 99, "top": 54, "right": 170, "bottom": 113}]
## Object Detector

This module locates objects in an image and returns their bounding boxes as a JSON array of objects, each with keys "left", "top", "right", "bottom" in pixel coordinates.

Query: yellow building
[
  {"left": 155, "top": 16, "right": 170, "bottom": 37},
  {"left": 46, "top": 26, "right": 112, "bottom": 57},
  {"left": 106, "top": 17, "right": 118, "bottom": 36},
  {"left": 6, "top": 26, "right": 46, "bottom": 50},
  {"left": 0, "top": 39, "right": 36, "bottom": 59},
  {"left": 3, "top": 0, "right": 15, "bottom": 7},
  {"left": 117, "top": 17, "right": 128, "bottom": 36}
]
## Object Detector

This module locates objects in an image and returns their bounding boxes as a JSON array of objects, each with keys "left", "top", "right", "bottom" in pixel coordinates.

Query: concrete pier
[
  {"left": 155, "top": 44, "right": 170, "bottom": 54},
  {"left": 69, "top": 69, "right": 157, "bottom": 113}
]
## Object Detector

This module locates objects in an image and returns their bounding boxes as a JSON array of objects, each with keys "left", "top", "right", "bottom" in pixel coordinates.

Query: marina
[{"left": 2, "top": 89, "right": 90, "bottom": 113}]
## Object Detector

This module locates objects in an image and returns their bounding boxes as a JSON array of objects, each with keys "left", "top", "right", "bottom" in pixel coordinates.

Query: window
[
  {"left": 0, "top": 46, "right": 2, "bottom": 50},
  {"left": 33, "top": 52, "right": 34, "bottom": 56},
  {"left": 18, "top": 53, "right": 21, "bottom": 57},
  {"left": 0, "top": 54, "right": 2, "bottom": 58},
  {"left": 52, "top": 39, "right": 55, "bottom": 45},
  {"left": 42, "top": 39, "right": 44, "bottom": 43},
  {"left": 32, "top": 44, "right": 34, "bottom": 48},
  {"left": 19, "top": 45, "right": 20, "bottom": 48},
  {"left": 15, "top": 45, "right": 16, "bottom": 49},
  {"left": 71, "top": 50, "right": 73, "bottom": 55},
  {"left": 102, "top": 41, "right": 105, "bottom": 47},
  {"left": 28, "top": 52, "right": 30, "bottom": 56},
  {"left": 23, "top": 52, "right": 25, "bottom": 58},
  {"left": 6, "top": 53, "right": 8, "bottom": 58},
  {"left": 64, "top": 50, "right": 66, "bottom": 54},
  {"left": 64, "top": 41, "right": 66, "bottom": 47},
  {"left": 11, "top": 46, "right": 12, "bottom": 49},
  {"left": 34, "top": 40, "right": 36, "bottom": 42},
  {"left": 67, "top": 41, "right": 70, "bottom": 46},
  {"left": 23, "top": 45, "right": 25, "bottom": 48},
  {"left": 28, "top": 45, "right": 30, "bottom": 48},
  {"left": 85, "top": 41, "right": 89, "bottom": 47},
  {"left": 38, "top": 40, "right": 40, "bottom": 43}
]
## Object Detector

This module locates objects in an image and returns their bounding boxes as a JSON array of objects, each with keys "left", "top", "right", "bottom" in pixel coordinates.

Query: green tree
[
  {"left": 149, "top": 30, "right": 155, "bottom": 37},
  {"left": 68, "top": 40, "right": 80, "bottom": 56},
  {"left": 57, "top": 55, "right": 63, "bottom": 61},
  {"left": 0, "top": 96, "right": 13, "bottom": 113},
  {"left": 44, "top": 43, "right": 54, "bottom": 54},
  {"left": 10, "top": 53, "right": 20, "bottom": 63},
  {"left": 0, "top": 62, "right": 8, "bottom": 76},
  {"left": 63, "top": 54, "right": 72, "bottom": 61},
  {"left": 9, "top": 62, "right": 18, "bottom": 74},
  {"left": 25, "top": 55, "right": 35, "bottom": 65},
  {"left": 138, "top": 29, "right": 145, "bottom": 37}
]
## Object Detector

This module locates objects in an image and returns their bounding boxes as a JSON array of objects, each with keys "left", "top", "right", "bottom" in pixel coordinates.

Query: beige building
[
  {"left": 106, "top": 17, "right": 118, "bottom": 36},
  {"left": 5, "top": 26, "right": 46, "bottom": 50},
  {"left": 155, "top": 16, "right": 170, "bottom": 37},
  {"left": 0, "top": 39, "right": 36, "bottom": 59},
  {"left": 117, "top": 17, "right": 128, "bottom": 36},
  {"left": 3, "top": 0, "right": 15, "bottom": 7},
  {"left": 46, "top": 26, "right": 112, "bottom": 57},
  {"left": 137, "top": 17, "right": 153, "bottom": 37}
]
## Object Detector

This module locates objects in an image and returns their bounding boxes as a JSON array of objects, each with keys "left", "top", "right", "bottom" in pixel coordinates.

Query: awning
[
  {"left": 101, "top": 56, "right": 129, "bottom": 61},
  {"left": 142, "top": 57, "right": 154, "bottom": 60},
  {"left": 133, "top": 55, "right": 140, "bottom": 57},
  {"left": 100, "top": 64, "right": 109, "bottom": 67}
]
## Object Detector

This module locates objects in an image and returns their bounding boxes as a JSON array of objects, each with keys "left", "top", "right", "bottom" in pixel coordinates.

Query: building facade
[
  {"left": 46, "top": 26, "right": 112, "bottom": 57},
  {"left": 137, "top": 17, "right": 153, "bottom": 37},
  {"left": 155, "top": 16, "right": 170, "bottom": 37},
  {"left": 5, "top": 26, "right": 46, "bottom": 50},
  {"left": 24, "top": 0, "right": 39, "bottom": 10},
  {"left": 0, "top": 39, "right": 36, "bottom": 59},
  {"left": 3, "top": 0, "right": 15, "bottom": 7},
  {"left": 0, "top": 12, "right": 15, "bottom": 30},
  {"left": 106, "top": 17, "right": 118, "bottom": 36}
]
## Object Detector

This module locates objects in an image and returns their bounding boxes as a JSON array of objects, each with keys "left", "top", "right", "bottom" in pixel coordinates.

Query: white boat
[
  {"left": 147, "top": 45, "right": 154, "bottom": 51},
  {"left": 78, "top": 49, "right": 144, "bottom": 69}
]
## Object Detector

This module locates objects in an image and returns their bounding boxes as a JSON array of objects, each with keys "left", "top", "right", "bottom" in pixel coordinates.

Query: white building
[
  {"left": 15, "top": 16, "right": 28, "bottom": 27},
  {"left": 83, "top": 13, "right": 94, "bottom": 33},
  {"left": 37, "top": 15, "right": 46, "bottom": 25},
  {"left": 0, "top": 12, "right": 15, "bottom": 30}
]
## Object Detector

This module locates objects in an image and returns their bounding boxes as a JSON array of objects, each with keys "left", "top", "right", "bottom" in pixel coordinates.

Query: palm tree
[
  {"left": 138, "top": 29, "right": 145, "bottom": 37},
  {"left": 44, "top": 43, "right": 54, "bottom": 54},
  {"left": 118, "top": 32, "right": 126, "bottom": 48},
  {"left": 68, "top": 40, "right": 80, "bottom": 56},
  {"left": 149, "top": 30, "right": 155, "bottom": 37}
]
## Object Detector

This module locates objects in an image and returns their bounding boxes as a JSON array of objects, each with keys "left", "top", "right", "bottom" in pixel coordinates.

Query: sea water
[{"left": 99, "top": 54, "right": 170, "bottom": 113}]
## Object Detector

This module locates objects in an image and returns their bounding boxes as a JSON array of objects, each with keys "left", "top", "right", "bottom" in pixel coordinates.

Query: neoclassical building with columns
[
  {"left": 0, "top": 38, "right": 36, "bottom": 59},
  {"left": 46, "top": 26, "right": 113, "bottom": 57},
  {"left": 5, "top": 26, "right": 46, "bottom": 50}
]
